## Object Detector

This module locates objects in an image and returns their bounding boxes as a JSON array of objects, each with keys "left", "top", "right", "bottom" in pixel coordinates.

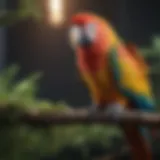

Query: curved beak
[
  {"left": 79, "top": 31, "right": 92, "bottom": 46},
  {"left": 69, "top": 26, "right": 92, "bottom": 48}
]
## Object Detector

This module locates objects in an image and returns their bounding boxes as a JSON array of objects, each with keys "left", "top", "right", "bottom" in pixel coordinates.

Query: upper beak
[
  {"left": 79, "top": 29, "right": 92, "bottom": 46},
  {"left": 69, "top": 26, "right": 92, "bottom": 48}
]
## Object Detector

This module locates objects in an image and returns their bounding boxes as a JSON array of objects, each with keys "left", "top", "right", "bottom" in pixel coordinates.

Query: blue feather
[
  {"left": 108, "top": 47, "right": 155, "bottom": 111},
  {"left": 108, "top": 47, "right": 155, "bottom": 143}
]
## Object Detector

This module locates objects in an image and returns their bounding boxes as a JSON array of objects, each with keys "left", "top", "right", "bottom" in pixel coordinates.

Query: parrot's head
[{"left": 69, "top": 12, "right": 118, "bottom": 54}]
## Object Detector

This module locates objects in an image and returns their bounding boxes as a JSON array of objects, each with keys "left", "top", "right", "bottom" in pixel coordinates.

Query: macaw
[{"left": 69, "top": 12, "right": 155, "bottom": 160}]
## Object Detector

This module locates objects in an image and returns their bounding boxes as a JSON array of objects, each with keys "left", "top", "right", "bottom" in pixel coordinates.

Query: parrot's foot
[
  {"left": 88, "top": 103, "right": 126, "bottom": 121},
  {"left": 88, "top": 104, "right": 99, "bottom": 117},
  {"left": 105, "top": 103, "right": 126, "bottom": 121}
]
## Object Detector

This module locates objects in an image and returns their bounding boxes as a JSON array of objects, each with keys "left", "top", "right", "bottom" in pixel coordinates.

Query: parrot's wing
[
  {"left": 108, "top": 47, "right": 155, "bottom": 111},
  {"left": 125, "top": 43, "right": 148, "bottom": 73}
]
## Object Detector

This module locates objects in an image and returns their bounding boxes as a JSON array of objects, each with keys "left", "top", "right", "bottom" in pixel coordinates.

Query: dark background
[{"left": 6, "top": 0, "right": 160, "bottom": 106}]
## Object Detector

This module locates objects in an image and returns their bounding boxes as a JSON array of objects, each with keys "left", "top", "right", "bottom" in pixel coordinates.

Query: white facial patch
[
  {"left": 84, "top": 23, "right": 97, "bottom": 42},
  {"left": 69, "top": 25, "right": 82, "bottom": 48}
]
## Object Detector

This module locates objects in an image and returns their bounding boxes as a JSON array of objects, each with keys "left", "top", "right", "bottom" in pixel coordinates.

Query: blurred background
[{"left": 0, "top": 0, "right": 160, "bottom": 160}]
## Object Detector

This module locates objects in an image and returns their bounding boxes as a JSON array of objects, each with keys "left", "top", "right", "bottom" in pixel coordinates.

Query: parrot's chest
[
  {"left": 77, "top": 50, "right": 126, "bottom": 103},
  {"left": 90, "top": 70, "right": 127, "bottom": 104},
  {"left": 92, "top": 69, "right": 111, "bottom": 90},
  {"left": 90, "top": 69, "right": 120, "bottom": 98}
]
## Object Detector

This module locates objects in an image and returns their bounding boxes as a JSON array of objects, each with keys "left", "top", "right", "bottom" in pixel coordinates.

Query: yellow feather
[{"left": 118, "top": 56, "right": 152, "bottom": 98}]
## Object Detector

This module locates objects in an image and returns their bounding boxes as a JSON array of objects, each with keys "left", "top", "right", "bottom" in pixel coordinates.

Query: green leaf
[
  {"left": 0, "top": 0, "right": 43, "bottom": 26},
  {"left": 152, "top": 36, "right": 160, "bottom": 51}
]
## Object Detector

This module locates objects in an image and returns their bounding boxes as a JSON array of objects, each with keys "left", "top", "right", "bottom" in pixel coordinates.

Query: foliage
[
  {"left": 140, "top": 36, "right": 160, "bottom": 57},
  {"left": 0, "top": 0, "right": 43, "bottom": 26},
  {"left": 0, "top": 65, "right": 123, "bottom": 160}
]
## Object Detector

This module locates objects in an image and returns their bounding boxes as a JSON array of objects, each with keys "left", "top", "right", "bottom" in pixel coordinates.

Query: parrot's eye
[
  {"left": 69, "top": 25, "right": 82, "bottom": 48},
  {"left": 84, "top": 23, "right": 97, "bottom": 41}
]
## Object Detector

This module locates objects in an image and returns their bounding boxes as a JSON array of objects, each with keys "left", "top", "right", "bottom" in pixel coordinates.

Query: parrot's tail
[
  {"left": 140, "top": 127, "right": 152, "bottom": 143},
  {"left": 122, "top": 125, "right": 153, "bottom": 160}
]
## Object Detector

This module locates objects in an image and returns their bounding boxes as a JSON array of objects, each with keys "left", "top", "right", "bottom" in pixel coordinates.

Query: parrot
[{"left": 68, "top": 12, "right": 156, "bottom": 160}]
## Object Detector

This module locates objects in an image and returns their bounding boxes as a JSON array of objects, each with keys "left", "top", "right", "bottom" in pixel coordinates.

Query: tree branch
[{"left": 0, "top": 106, "right": 160, "bottom": 127}]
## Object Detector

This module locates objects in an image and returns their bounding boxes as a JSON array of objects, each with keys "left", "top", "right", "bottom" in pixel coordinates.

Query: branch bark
[{"left": 0, "top": 106, "right": 160, "bottom": 127}]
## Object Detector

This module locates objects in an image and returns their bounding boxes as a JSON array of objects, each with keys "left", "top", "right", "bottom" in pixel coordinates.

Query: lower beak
[{"left": 79, "top": 32, "right": 92, "bottom": 46}]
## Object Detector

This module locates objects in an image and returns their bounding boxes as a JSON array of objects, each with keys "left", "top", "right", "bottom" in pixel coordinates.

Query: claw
[
  {"left": 105, "top": 103, "right": 125, "bottom": 121},
  {"left": 88, "top": 103, "right": 103, "bottom": 117},
  {"left": 88, "top": 104, "right": 98, "bottom": 117},
  {"left": 88, "top": 103, "right": 125, "bottom": 122}
]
